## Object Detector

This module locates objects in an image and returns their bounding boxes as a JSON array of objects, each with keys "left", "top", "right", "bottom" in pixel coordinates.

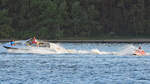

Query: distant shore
[{"left": 1, "top": 39, "right": 150, "bottom": 43}]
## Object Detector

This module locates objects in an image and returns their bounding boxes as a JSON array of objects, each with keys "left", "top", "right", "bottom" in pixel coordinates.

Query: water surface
[{"left": 0, "top": 43, "right": 150, "bottom": 84}]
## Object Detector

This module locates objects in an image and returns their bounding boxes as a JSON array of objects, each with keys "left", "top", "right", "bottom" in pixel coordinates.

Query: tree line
[{"left": 0, "top": 0, "right": 149, "bottom": 39}]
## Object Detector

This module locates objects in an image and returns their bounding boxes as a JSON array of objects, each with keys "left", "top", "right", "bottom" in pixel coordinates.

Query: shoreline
[{"left": 1, "top": 39, "right": 150, "bottom": 43}]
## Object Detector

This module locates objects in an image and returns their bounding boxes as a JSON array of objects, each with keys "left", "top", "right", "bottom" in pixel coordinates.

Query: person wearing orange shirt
[{"left": 134, "top": 46, "right": 145, "bottom": 55}]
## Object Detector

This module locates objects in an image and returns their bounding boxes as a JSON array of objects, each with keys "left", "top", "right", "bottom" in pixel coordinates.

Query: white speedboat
[{"left": 3, "top": 39, "right": 51, "bottom": 50}]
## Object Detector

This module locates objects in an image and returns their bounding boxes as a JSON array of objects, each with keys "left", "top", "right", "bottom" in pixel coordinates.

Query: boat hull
[{"left": 3, "top": 46, "right": 18, "bottom": 49}]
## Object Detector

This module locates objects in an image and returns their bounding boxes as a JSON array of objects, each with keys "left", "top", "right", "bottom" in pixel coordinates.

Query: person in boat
[
  {"left": 10, "top": 40, "right": 16, "bottom": 46},
  {"left": 134, "top": 46, "right": 145, "bottom": 55},
  {"left": 31, "top": 37, "right": 40, "bottom": 46}
]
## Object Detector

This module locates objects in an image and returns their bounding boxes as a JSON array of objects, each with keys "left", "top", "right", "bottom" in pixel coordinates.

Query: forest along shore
[
  {"left": 1, "top": 39, "right": 150, "bottom": 43},
  {"left": 0, "top": 1, "right": 149, "bottom": 39}
]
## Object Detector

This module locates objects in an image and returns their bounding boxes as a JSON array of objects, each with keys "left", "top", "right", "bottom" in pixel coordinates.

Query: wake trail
[
  {"left": 116, "top": 45, "right": 137, "bottom": 56},
  {"left": 0, "top": 41, "right": 149, "bottom": 56}
]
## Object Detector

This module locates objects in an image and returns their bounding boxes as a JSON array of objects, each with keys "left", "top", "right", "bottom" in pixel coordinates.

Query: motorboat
[{"left": 3, "top": 39, "right": 51, "bottom": 50}]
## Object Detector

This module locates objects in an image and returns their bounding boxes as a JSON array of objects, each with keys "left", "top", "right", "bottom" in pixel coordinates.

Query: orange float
[{"left": 133, "top": 50, "right": 145, "bottom": 56}]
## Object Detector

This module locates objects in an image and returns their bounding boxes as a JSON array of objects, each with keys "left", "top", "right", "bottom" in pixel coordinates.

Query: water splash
[
  {"left": 91, "top": 49, "right": 113, "bottom": 55},
  {"left": 4, "top": 43, "right": 104, "bottom": 55},
  {"left": 0, "top": 43, "right": 7, "bottom": 53},
  {"left": 117, "top": 44, "right": 136, "bottom": 56},
  {"left": 0, "top": 41, "right": 149, "bottom": 56}
]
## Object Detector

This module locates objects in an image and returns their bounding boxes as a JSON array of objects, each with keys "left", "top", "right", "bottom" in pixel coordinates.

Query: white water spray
[
  {"left": 117, "top": 45, "right": 136, "bottom": 56},
  {"left": 1, "top": 41, "right": 149, "bottom": 56}
]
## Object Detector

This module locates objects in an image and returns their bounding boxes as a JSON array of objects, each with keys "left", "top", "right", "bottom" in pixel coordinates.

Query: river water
[{"left": 0, "top": 42, "right": 150, "bottom": 84}]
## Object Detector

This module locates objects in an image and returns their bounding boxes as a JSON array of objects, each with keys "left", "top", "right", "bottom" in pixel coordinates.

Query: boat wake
[{"left": 0, "top": 41, "right": 149, "bottom": 56}]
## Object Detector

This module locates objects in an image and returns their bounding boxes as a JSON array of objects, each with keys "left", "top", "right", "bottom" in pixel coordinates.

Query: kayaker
[{"left": 10, "top": 40, "right": 16, "bottom": 46}]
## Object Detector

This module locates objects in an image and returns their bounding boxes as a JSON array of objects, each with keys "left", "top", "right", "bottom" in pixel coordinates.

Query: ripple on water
[{"left": 0, "top": 43, "right": 150, "bottom": 83}]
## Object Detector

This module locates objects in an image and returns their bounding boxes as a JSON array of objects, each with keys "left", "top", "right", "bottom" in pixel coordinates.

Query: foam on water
[
  {"left": 117, "top": 44, "right": 137, "bottom": 56},
  {"left": 0, "top": 44, "right": 133, "bottom": 55},
  {"left": 1, "top": 42, "right": 150, "bottom": 84},
  {"left": 0, "top": 43, "right": 7, "bottom": 53},
  {"left": 1, "top": 41, "right": 149, "bottom": 56},
  {"left": 91, "top": 49, "right": 116, "bottom": 55},
  {"left": 0, "top": 41, "right": 102, "bottom": 54}
]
